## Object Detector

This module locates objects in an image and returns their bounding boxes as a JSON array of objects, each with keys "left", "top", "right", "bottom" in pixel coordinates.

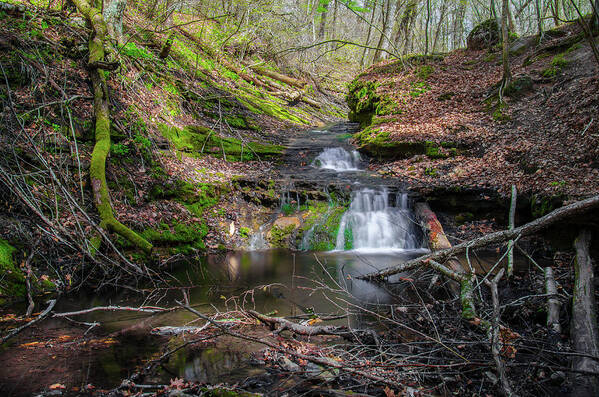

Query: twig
[{"left": 0, "top": 299, "right": 57, "bottom": 344}]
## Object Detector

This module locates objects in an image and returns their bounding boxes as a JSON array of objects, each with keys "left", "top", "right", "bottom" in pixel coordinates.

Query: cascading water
[
  {"left": 313, "top": 147, "right": 361, "bottom": 171},
  {"left": 335, "top": 189, "right": 420, "bottom": 252}
]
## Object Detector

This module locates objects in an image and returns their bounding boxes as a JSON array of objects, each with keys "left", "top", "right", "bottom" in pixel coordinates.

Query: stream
[{"left": 9, "top": 123, "right": 436, "bottom": 392}]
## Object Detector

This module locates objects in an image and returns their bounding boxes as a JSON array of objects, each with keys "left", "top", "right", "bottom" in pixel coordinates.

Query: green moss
[
  {"left": 0, "top": 239, "right": 25, "bottom": 303},
  {"left": 416, "top": 65, "right": 434, "bottom": 80},
  {"left": 298, "top": 202, "right": 346, "bottom": 251},
  {"left": 531, "top": 194, "right": 563, "bottom": 218},
  {"left": 158, "top": 124, "right": 282, "bottom": 161},
  {"left": 141, "top": 222, "right": 208, "bottom": 254},
  {"left": 268, "top": 224, "right": 296, "bottom": 248},
  {"left": 150, "top": 180, "right": 222, "bottom": 216},
  {"left": 346, "top": 80, "right": 380, "bottom": 125},
  {"left": 490, "top": 101, "right": 510, "bottom": 122},
  {"left": 239, "top": 227, "right": 251, "bottom": 238}
]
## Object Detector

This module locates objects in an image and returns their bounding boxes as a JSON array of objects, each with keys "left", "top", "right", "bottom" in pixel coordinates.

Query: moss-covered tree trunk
[{"left": 72, "top": 0, "right": 152, "bottom": 254}]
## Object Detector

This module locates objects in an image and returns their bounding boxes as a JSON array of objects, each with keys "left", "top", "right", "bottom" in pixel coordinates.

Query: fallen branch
[
  {"left": 52, "top": 305, "right": 171, "bottom": 318},
  {"left": 247, "top": 310, "right": 378, "bottom": 345},
  {"left": 0, "top": 299, "right": 57, "bottom": 344},
  {"left": 361, "top": 195, "right": 599, "bottom": 280}
]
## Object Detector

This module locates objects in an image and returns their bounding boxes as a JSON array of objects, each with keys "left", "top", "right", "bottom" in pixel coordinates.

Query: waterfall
[
  {"left": 313, "top": 147, "right": 361, "bottom": 171},
  {"left": 335, "top": 188, "right": 420, "bottom": 252}
]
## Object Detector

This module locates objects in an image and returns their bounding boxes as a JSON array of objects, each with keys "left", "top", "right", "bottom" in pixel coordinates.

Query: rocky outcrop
[{"left": 467, "top": 19, "right": 500, "bottom": 50}]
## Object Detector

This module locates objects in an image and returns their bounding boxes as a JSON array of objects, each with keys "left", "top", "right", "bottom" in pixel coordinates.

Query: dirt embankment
[{"left": 347, "top": 21, "right": 599, "bottom": 206}]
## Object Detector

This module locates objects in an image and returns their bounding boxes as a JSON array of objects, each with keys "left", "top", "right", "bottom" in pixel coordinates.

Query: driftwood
[
  {"left": 544, "top": 266, "right": 561, "bottom": 342},
  {"left": 570, "top": 229, "right": 599, "bottom": 396},
  {"left": 247, "top": 310, "right": 379, "bottom": 345},
  {"left": 361, "top": 195, "right": 599, "bottom": 280}
]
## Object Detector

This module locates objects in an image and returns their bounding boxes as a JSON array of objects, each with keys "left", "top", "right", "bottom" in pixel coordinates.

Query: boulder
[{"left": 467, "top": 19, "right": 500, "bottom": 50}]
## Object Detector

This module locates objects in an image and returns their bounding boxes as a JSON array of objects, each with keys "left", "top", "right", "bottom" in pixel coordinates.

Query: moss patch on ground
[
  {"left": 158, "top": 124, "right": 283, "bottom": 161},
  {"left": 0, "top": 239, "right": 24, "bottom": 304}
]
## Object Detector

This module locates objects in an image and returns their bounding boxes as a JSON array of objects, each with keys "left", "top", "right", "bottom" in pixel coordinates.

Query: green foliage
[
  {"left": 239, "top": 227, "right": 251, "bottom": 238},
  {"left": 409, "top": 81, "right": 430, "bottom": 97},
  {"left": 281, "top": 203, "right": 295, "bottom": 216},
  {"left": 110, "top": 143, "right": 130, "bottom": 156},
  {"left": 121, "top": 42, "right": 154, "bottom": 60}
]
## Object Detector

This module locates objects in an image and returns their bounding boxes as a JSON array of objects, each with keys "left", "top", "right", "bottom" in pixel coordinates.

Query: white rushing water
[
  {"left": 335, "top": 188, "right": 421, "bottom": 252},
  {"left": 313, "top": 147, "right": 361, "bottom": 171}
]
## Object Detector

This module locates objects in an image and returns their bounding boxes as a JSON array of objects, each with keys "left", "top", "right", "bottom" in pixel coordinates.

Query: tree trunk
[
  {"left": 432, "top": 0, "right": 448, "bottom": 52},
  {"left": 360, "top": 0, "right": 377, "bottom": 68},
  {"left": 424, "top": 0, "right": 431, "bottom": 54},
  {"left": 501, "top": 0, "right": 512, "bottom": 91},
  {"left": 103, "top": 0, "right": 127, "bottom": 46},
  {"left": 570, "top": 229, "right": 599, "bottom": 396},
  {"left": 507, "top": 185, "right": 517, "bottom": 276},
  {"left": 373, "top": 0, "right": 398, "bottom": 63},
  {"left": 535, "top": 0, "right": 544, "bottom": 38},
  {"left": 317, "top": 0, "right": 328, "bottom": 40},
  {"left": 452, "top": 1, "right": 466, "bottom": 48},
  {"left": 72, "top": 0, "right": 152, "bottom": 254}
]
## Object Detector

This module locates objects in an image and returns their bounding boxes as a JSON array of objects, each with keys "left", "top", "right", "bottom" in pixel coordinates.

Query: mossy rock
[
  {"left": 141, "top": 222, "right": 208, "bottom": 254},
  {"left": 504, "top": 75, "right": 533, "bottom": 98},
  {"left": 346, "top": 80, "right": 380, "bottom": 127},
  {"left": 467, "top": 19, "right": 500, "bottom": 50},
  {"left": 267, "top": 224, "right": 297, "bottom": 249},
  {"left": 355, "top": 128, "right": 457, "bottom": 160}
]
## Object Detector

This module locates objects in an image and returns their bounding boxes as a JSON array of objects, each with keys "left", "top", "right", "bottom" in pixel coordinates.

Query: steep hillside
[
  {"left": 347, "top": 20, "right": 599, "bottom": 206},
  {"left": 0, "top": 1, "right": 345, "bottom": 298}
]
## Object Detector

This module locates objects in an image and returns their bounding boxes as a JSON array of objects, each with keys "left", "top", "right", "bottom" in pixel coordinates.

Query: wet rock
[{"left": 273, "top": 216, "right": 301, "bottom": 229}]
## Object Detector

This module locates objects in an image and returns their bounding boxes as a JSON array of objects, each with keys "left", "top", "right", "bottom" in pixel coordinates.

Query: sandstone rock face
[{"left": 467, "top": 19, "right": 500, "bottom": 50}]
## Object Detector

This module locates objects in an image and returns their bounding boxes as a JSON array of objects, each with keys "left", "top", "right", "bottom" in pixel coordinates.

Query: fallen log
[
  {"left": 360, "top": 195, "right": 599, "bottom": 280},
  {"left": 247, "top": 310, "right": 379, "bottom": 345},
  {"left": 246, "top": 65, "right": 307, "bottom": 89},
  {"left": 570, "top": 229, "right": 599, "bottom": 396}
]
